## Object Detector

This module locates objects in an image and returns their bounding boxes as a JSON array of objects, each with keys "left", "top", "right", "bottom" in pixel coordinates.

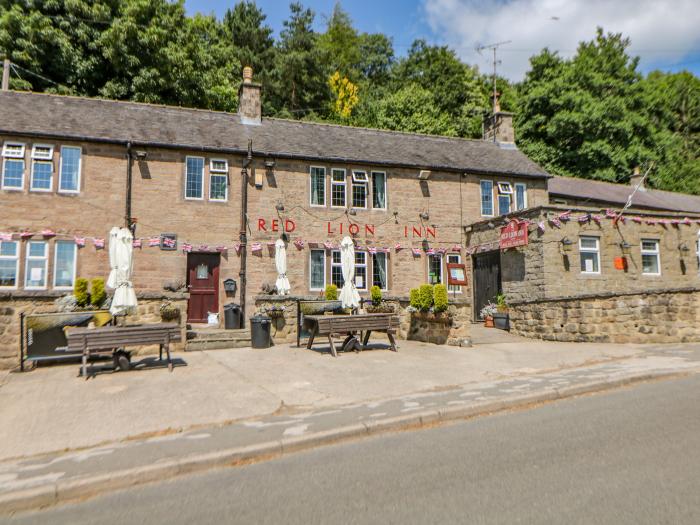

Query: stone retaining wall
[
  {"left": 0, "top": 292, "right": 188, "bottom": 370},
  {"left": 509, "top": 289, "right": 700, "bottom": 344}
]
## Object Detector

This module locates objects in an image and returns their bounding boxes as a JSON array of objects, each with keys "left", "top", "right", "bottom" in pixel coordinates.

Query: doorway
[
  {"left": 472, "top": 251, "right": 502, "bottom": 320},
  {"left": 187, "top": 253, "right": 220, "bottom": 324}
]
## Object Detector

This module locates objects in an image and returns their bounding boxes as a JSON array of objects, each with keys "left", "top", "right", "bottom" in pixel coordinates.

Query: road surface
[{"left": 6, "top": 375, "right": 700, "bottom": 524}]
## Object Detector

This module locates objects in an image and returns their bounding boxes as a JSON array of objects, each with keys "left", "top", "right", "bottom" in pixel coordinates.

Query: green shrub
[
  {"left": 325, "top": 284, "right": 338, "bottom": 300},
  {"left": 433, "top": 284, "right": 448, "bottom": 313},
  {"left": 74, "top": 278, "right": 89, "bottom": 307},
  {"left": 90, "top": 278, "right": 106, "bottom": 307},
  {"left": 409, "top": 288, "right": 420, "bottom": 309},
  {"left": 418, "top": 284, "right": 433, "bottom": 312},
  {"left": 370, "top": 285, "right": 382, "bottom": 306},
  {"left": 496, "top": 293, "right": 508, "bottom": 312}
]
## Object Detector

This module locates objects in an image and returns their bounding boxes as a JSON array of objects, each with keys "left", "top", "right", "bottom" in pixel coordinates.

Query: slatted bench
[
  {"left": 66, "top": 323, "right": 182, "bottom": 378},
  {"left": 303, "top": 314, "right": 399, "bottom": 357}
]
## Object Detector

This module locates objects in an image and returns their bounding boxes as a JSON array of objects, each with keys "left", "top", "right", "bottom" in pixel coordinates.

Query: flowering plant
[{"left": 480, "top": 302, "right": 498, "bottom": 319}]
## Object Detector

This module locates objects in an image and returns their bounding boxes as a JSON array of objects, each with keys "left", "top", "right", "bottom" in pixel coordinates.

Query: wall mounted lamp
[
  {"left": 560, "top": 237, "right": 574, "bottom": 252},
  {"left": 264, "top": 158, "right": 275, "bottom": 170},
  {"left": 134, "top": 151, "right": 148, "bottom": 160},
  {"left": 679, "top": 242, "right": 690, "bottom": 253},
  {"left": 422, "top": 239, "right": 430, "bottom": 252},
  {"left": 420, "top": 211, "right": 430, "bottom": 221},
  {"left": 348, "top": 208, "right": 357, "bottom": 216},
  {"left": 619, "top": 241, "right": 631, "bottom": 255},
  {"left": 275, "top": 202, "right": 285, "bottom": 212}
]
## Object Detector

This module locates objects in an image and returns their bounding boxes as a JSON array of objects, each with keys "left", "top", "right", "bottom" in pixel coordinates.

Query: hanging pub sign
[
  {"left": 500, "top": 219, "right": 528, "bottom": 249},
  {"left": 446, "top": 263, "right": 468, "bottom": 286}
]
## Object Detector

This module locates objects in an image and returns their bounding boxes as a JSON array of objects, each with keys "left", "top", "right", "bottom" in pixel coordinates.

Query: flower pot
[
  {"left": 484, "top": 316, "right": 494, "bottom": 328},
  {"left": 492, "top": 312, "right": 510, "bottom": 330}
]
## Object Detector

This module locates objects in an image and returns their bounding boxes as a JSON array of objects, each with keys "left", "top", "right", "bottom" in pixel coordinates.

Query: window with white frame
[
  {"left": 185, "top": 156, "right": 204, "bottom": 199},
  {"left": 209, "top": 159, "right": 228, "bottom": 201},
  {"left": 372, "top": 171, "right": 387, "bottom": 210},
  {"left": 331, "top": 250, "right": 343, "bottom": 288},
  {"left": 579, "top": 236, "right": 600, "bottom": 274},
  {"left": 515, "top": 183, "right": 527, "bottom": 211},
  {"left": 372, "top": 252, "right": 388, "bottom": 290},
  {"left": 354, "top": 251, "right": 367, "bottom": 290},
  {"left": 2, "top": 142, "right": 25, "bottom": 190},
  {"left": 54, "top": 241, "right": 77, "bottom": 288},
  {"left": 58, "top": 146, "right": 81, "bottom": 193},
  {"left": 498, "top": 194, "right": 511, "bottom": 216},
  {"left": 641, "top": 239, "right": 660, "bottom": 275},
  {"left": 310, "top": 166, "right": 326, "bottom": 206},
  {"left": 497, "top": 182, "right": 513, "bottom": 195},
  {"left": 30, "top": 145, "right": 54, "bottom": 191},
  {"left": 352, "top": 171, "right": 368, "bottom": 208},
  {"left": 331, "top": 169, "right": 346, "bottom": 207},
  {"left": 428, "top": 254, "right": 443, "bottom": 284},
  {"left": 0, "top": 241, "right": 19, "bottom": 288},
  {"left": 480, "top": 180, "right": 493, "bottom": 216},
  {"left": 25, "top": 241, "right": 48, "bottom": 289},
  {"left": 447, "top": 253, "right": 461, "bottom": 293},
  {"left": 309, "top": 249, "right": 326, "bottom": 290}
]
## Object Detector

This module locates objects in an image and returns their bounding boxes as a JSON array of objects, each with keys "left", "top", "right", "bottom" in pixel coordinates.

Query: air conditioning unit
[{"left": 418, "top": 170, "right": 431, "bottom": 180}]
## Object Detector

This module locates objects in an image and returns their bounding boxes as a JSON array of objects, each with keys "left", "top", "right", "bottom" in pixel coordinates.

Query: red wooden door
[{"left": 187, "top": 253, "right": 220, "bottom": 323}]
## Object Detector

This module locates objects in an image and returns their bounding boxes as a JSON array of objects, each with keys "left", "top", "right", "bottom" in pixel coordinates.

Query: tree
[
  {"left": 373, "top": 84, "right": 457, "bottom": 136},
  {"left": 223, "top": 1, "right": 275, "bottom": 82},
  {"left": 328, "top": 71, "right": 358, "bottom": 119},
  {"left": 318, "top": 3, "right": 360, "bottom": 80},
  {"left": 357, "top": 33, "right": 394, "bottom": 85},
  {"left": 516, "top": 28, "right": 657, "bottom": 182},
  {"left": 269, "top": 2, "right": 329, "bottom": 117}
]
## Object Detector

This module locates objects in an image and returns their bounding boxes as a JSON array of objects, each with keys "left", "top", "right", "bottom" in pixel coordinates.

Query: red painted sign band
[{"left": 499, "top": 219, "right": 528, "bottom": 249}]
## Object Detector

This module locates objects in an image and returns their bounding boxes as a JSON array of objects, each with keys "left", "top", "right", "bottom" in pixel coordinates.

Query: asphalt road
[{"left": 6, "top": 375, "right": 700, "bottom": 525}]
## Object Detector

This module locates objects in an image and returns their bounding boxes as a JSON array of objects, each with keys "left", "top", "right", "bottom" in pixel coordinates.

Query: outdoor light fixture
[
  {"left": 275, "top": 202, "right": 285, "bottom": 212},
  {"left": 418, "top": 170, "right": 431, "bottom": 180},
  {"left": 679, "top": 242, "right": 690, "bottom": 253},
  {"left": 348, "top": 208, "right": 357, "bottom": 216},
  {"left": 619, "top": 241, "right": 631, "bottom": 255},
  {"left": 422, "top": 239, "right": 430, "bottom": 252},
  {"left": 560, "top": 237, "right": 574, "bottom": 252},
  {"left": 264, "top": 158, "right": 275, "bottom": 170},
  {"left": 281, "top": 232, "right": 289, "bottom": 243},
  {"left": 420, "top": 211, "right": 430, "bottom": 221},
  {"left": 135, "top": 151, "right": 148, "bottom": 160}
]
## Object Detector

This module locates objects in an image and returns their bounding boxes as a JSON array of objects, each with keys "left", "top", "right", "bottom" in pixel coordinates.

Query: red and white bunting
[
  {"left": 182, "top": 243, "right": 192, "bottom": 252},
  {"left": 41, "top": 229, "right": 56, "bottom": 238},
  {"left": 0, "top": 232, "right": 13, "bottom": 241},
  {"left": 132, "top": 238, "right": 142, "bottom": 248},
  {"left": 394, "top": 242, "right": 402, "bottom": 251},
  {"left": 451, "top": 244, "right": 461, "bottom": 252},
  {"left": 20, "top": 231, "right": 33, "bottom": 239},
  {"left": 216, "top": 245, "right": 227, "bottom": 252},
  {"left": 294, "top": 239, "right": 304, "bottom": 250},
  {"left": 93, "top": 238, "right": 105, "bottom": 249},
  {"left": 368, "top": 246, "right": 377, "bottom": 254},
  {"left": 148, "top": 237, "right": 160, "bottom": 247},
  {"left": 323, "top": 241, "right": 334, "bottom": 250},
  {"left": 74, "top": 236, "right": 86, "bottom": 247},
  {"left": 234, "top": 242, "right": 241, "bottom": 254},
  {"left": 162, "top": 237, "right": 176, "bottom": 248},
  {"left": 251, "top": 242, "right": 262, "bottom": 253},
  {"left": 411, "top": 248, "right": 421, "bottom": 257},
  {"left": 537, "top": 221, "right": 546, "bottom": 233}
]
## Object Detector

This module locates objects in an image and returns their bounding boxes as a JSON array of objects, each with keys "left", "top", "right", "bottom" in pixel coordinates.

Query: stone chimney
[
  {"left": 238, "top": 66, "right": 262, "bottom": 125},
  {"left": 483, "top": 93, "right": 515, "bottom": 145},
  {"left": 630, "top": 166, "right": 645, "bottom": 189}
]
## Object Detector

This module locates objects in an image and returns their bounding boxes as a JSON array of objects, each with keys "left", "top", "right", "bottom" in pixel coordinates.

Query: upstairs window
[
  {"left": 641, "top": 239, "right": 660, "bottom": 275},
  {"left": 331, "top": 169, "right": 346, "bottom": 208},
  {"left": 2, "top": 142, "right": 25, "bottom": 190},
  {"left": 185, "top": 156, "right": 204, "bottom": 200},
  {"left": 480, "top": 180, "right": 493, "bottom": 216},
  {"left": 209, "top": 159, "right": 228, "bottom": 201},
  {"left": 497, "top": 181, "right": 512, "bottom": 215},
  {"left": 352, "top": 171, "right": 368, "bottom": 209},
  {"left": 31, "top": 145, "right": 54, "bottom": 191},
  {"left": 0, "top": 241, "right": 19, "bottom": 288},
  {"left": 515, "top": 183, "right": 527, "bottom": 211},
  {"left": 497, "top": 182, "right": 513, "bottom": 194},
  {"left": 579, "top": 236, "right": 600, "bottom": 274},
  {"left": 54, "top": 241, "right": 77, "bottom": 288},
  {"left": 25, "top": 241, "right": 48, "bottom": 289},
  {"left": 372, "top": 171, "right": 387, "bottom": 210},
  {"left": 310, "top": 166, "right": 326, "bottom": 206},
  {"left": 58, "top": 146, "right": 81, "bottom": 193}
]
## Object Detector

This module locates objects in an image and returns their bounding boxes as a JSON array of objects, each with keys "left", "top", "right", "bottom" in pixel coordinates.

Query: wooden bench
[
  {"left": 66, "top": 323, "right": 181, "bottom": 378},
  {"left": 303, "top": 314, "right": 399, "bottom": 357}
]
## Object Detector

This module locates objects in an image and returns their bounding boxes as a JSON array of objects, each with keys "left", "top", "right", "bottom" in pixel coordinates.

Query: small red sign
[{"left": 499, "top": 219, "right": 528, "bottom": 249}]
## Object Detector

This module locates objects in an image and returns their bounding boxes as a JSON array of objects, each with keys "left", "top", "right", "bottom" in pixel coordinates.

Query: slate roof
[
  {"left": 0, "top": 91, "right": 549, "bottom": 179},
  {"left": 548, "top": 176, "right": 700, "bottom": 214}
]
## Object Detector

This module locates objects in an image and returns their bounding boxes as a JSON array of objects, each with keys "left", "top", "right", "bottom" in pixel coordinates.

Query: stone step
[
  {"left": 185, "top": 338, "right": 252, "bottom": 351},
  {"left": 186, "top": 328, "right": 250, "bottom": 341}
]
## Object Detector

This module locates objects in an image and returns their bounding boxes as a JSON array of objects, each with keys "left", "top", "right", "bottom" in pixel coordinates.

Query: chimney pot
[
  {"left": 238, "top": 65, "right": 261, "bottom": 125},
  {"left": 630, "top": 166, "right": 645, "bottom": 189},
  {"left": 242, "top": 66, "right": 253, "bottom": 84}
]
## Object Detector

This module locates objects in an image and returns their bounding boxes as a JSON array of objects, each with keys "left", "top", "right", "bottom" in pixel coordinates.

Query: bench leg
[
  {"left": 362, "top": 331, "right": 371, "bottom": 346},
  {"left": 327, "top": 335, "right": 338, "bottom": 358},
  {"left": 306, "top": 326, "right": 317, "bottom": 350},
  {"left": 387, "top": 331, "right": 398, "bottom": 352},
  {"left": 159, "top": 343, "right": 163, "bottom": 362},
  {"left": 165, "top": 334, "right": 173, "bottom": 372},
  {"left": 82, "top": 350, "right": 88, "bottom": 379}
]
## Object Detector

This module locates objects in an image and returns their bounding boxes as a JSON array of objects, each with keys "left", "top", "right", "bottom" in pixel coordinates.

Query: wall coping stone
[
  {"left": 0, "top": 290, "right": 188, "bottom": 301},
  {"left": 509, "top": 286, "right": 700, "bottom": 306},
  {"left": 254, "top": 294, "right": 471, "bottom": 306}
]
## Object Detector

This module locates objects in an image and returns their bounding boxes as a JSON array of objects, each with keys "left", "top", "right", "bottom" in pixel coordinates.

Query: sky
[{"left": 185, "top": 0, "right": 700, "bottom": 81}]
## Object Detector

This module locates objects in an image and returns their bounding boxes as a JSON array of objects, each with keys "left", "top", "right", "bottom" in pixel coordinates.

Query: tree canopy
[{"left": 1, "top": 2, "right": 697, "bottom": 194}]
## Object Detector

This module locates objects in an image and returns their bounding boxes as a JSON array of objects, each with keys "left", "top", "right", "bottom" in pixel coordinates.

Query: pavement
[
  {"left": 1, "top": 332, "right": 700, "bottom": 515},
  {"left": 9, "top": 374, "right": 699, "bottom": 524}
]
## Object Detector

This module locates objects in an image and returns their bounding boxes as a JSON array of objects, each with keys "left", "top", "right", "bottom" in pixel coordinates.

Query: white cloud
[{"left": 423, "top": 0, "right": 700, "bottom": 80}]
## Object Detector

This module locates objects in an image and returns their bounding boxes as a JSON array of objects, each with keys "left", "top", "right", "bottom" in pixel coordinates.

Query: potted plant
[
  {"left": 492, "top": 293, "right": 510, "bottom": 330},
  {"left": 265, "top": 305, "right": 286, "bottom": 319},
  {"left": 480, "top": 302, "right": 497, "bottom": 328},
  {"left": 366, "top": 286, "right": 395, "bottom": 313},
  {"left": 159, "top": 301, "right": 180, "bottom": 322}
]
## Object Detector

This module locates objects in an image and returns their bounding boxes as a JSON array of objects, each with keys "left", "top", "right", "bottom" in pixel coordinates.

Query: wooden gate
[{"left": 472, "top": 251, "right": 502, "bottom": 319}]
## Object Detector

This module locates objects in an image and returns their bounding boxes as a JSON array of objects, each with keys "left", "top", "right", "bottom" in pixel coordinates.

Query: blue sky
[{"left": 185, "top": 0, "right": 700, "bottom": 80}]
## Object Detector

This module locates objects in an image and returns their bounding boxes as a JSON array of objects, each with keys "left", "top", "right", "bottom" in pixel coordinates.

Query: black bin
[
  {"left": 223, "top": 303, "right": 241, "bottom": 329},
  {"left": 250, "top": 315, "right": 272, "bottom": 349}
]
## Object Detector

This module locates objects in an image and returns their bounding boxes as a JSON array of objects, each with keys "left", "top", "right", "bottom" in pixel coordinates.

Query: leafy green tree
[
  {"left": 318, "top": 3, "right": 360, "bottom": 80},
  {"left": 223, "top": 1, "right": 275, "bottom": 83},
  {"left": 357, "top": 32, "right": 394, "bottom": 85},
  {"left": 373, "top": 83, "right": 457, "bottom": 136},
  {"left": 269, "top": 2, "right": 329, "bottom": 117},
  {"left": 516, "top": 28, "right": 656, "bottom": 182}
]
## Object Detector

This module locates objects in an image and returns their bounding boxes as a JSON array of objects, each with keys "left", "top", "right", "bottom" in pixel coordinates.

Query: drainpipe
[
  {"left": 239, "top": 139, "right": 252, "bottom": 327},
  {"left": 125, "top": 142, "right": 133, "bottom": 231}
]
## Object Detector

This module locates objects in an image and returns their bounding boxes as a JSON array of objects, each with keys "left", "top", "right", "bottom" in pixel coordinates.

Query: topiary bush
[
  {"left": 74, "top": 278, "right": 89, "bottom": 307},
  {"left": 409, "top": 288, "right": 420, "bottom": 309},
  {"left": 418, "top": 284, "right": 433, "bottom": 312},
  {"left": 325, "top": 284, "right": 338, "bottom": 300},
  {"left": 370, "top": 285, "right": 382, "bottom": 306},
  {"left": 90, "top": 278, "right": 106, "bottom": 307},
  {"left": 433, "top": 284, "right": 448, "bottom": 313}
]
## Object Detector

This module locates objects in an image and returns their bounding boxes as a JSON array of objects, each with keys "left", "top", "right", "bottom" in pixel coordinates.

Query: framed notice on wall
[{"left": 447, "top": 263, "right": 468, "bottom": 286}]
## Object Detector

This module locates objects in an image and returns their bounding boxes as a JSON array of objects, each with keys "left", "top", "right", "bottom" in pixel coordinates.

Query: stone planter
[
  {"left": 365, "top": 303, "right": 396, "bottom": 314},
  {"left": 408, "top": 311, "right": 453, "bottom": 344},
  {"left": 493, "top": 312, "right": 510, "bottom": 330}
]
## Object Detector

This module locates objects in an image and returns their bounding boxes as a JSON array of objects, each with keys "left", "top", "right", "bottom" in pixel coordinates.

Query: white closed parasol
[
  {"left": 107, "top": 226, "right": 137, "bottom": 316},
  {"left": 339, "top": 236, "right": 360, "bottom": 309},
  {"left": 275, "top": 238, "right": 290, "bottom": 295}
]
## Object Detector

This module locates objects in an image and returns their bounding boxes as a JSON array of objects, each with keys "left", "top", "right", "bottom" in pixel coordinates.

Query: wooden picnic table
[
  {"left": 303, "top": 313, "right": 399, "bottom": 357},
  {"left": 66, "top": 323, "right": 181, "bottom": 378}
]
